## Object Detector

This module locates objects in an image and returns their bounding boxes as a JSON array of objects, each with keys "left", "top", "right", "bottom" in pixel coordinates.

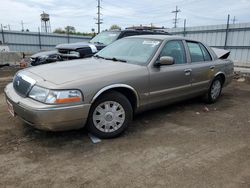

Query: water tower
[{"left": 41, "top": 12, "right": 51, "bottom": 33}]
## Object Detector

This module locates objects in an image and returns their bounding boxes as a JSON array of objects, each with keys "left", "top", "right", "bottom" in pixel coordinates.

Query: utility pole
[
  {"left": 224, "top": 14, "right": 230, "bottom": 49},
  {"left": 171, "top": 6, "right": 181, "bottom": 28},
  {"left": 21, "top": 20, "right": 24, "bottom": 32},
  {"left": 150, "top": 23, "right": 153, "bottom": 29},
  {"left": 1, "top": 24, "right": 5, "bottom": 44},
  {"left": 95, "top": 0, "right": 103, "bottom": 34},
  {"left": 67, "top": 27, "right": 70, "bottom": 43},
  {"left": 231, "top": 16, "right": 237, "bottom": 24},
  {"left": 38, "top": 27, "right": 42, "bottom": 50},
  {"left": 183, "top": 19, "right": 186, "bottom": 37}
]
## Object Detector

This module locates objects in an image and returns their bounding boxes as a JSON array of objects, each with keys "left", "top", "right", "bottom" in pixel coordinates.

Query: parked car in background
[
  {"left": 30, "top": 29, "right": 170, "bottom": 66},
  {"left": 29, "top": 50, "right": 62, "bottom": 66},
  {"left": 5, "top": 35, "right": 233, "bottom": 138}
]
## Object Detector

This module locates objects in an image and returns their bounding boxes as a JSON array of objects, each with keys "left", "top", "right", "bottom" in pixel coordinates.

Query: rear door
[
  {"left": 185, "top": 41, "right": 215, "bottom": 93},
  {"left": 148, "top": 40, "right": 192, "bottom": 104}
]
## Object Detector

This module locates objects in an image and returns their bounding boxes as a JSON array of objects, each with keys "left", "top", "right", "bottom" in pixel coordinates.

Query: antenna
[
  {"left": 95, "top": 0, "right": 103, "bottom": 34},
  {"left": 171, "top": 6, "right": 181, "bottom": 28}
]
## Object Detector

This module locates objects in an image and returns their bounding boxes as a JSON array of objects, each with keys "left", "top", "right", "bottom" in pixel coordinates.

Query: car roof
[
  {"left": 127, "top": 34, "right": 186, "bottom": 41},
  {"left": 107, "top": 29, "right": 170, "bottom": 35}
]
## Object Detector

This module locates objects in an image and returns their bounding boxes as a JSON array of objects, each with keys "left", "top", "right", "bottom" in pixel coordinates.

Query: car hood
[
  {"left": 26, "top": 58, "right": 144, "bottom": 85},
  {"left": 31, "top": 50, "right": 58, "bottom": 58},
  {"left": 56, "top": 42, "right": 95, "bottom": 50}
]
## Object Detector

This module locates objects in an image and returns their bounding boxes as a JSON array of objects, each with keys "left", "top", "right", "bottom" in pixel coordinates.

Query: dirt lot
[{"left": 0, "top": 69, "right": 250, "bottom": 187}]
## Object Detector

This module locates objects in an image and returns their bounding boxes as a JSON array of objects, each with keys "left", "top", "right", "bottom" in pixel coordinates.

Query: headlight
[
  {"left": 29, "top": 85, "right": 49, "bottom": 102},
  {"left": 69, "top": 51, "right": 80, "bottom": 57},
  {"left": 46, "top": 90, "right": 82, "bottom": 104},
  {"left": 29, "top": 85, "right": 83, "bottom": 104}
]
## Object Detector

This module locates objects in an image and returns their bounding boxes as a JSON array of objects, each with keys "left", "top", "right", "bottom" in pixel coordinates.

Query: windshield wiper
[
  {"left": 93, "top": 41, "right": 104, "bottom": 45},
  {"left": 105, "top": 57, "right": 127, "bottom": 63},
  {"left": 94, "top": 55, "right": 127, "bottom": 62},
  {"left": 93, "top": 54, "right": 105, "bottom": 59}
]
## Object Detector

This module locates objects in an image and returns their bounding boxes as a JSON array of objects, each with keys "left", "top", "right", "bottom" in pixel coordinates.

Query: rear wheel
[
  {"left": 205, "top": 77, "right": 223, "bottom": 103},
  {"left": 87, "top": 91, "right": 132, "bottom": 138}
]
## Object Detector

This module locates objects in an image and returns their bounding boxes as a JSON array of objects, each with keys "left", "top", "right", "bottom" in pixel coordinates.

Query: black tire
[
  {"left": 205, "top": 77, "right": 223, "bottom": 104},
  {"left": 86, "top": 91, "right": 133, "bottom": 139}
]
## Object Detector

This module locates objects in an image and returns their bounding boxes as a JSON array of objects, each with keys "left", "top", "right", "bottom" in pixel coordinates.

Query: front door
[{"left": 148, "top": 40, "right": 192, "bottom": 105}]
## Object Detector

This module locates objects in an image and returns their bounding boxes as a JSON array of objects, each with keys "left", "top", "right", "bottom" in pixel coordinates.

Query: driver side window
[{"left": 159, "top": 40, "right": 186, "bottom": 64}]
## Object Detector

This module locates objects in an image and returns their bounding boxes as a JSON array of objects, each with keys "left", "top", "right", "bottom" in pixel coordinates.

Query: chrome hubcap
[
  {"left": 211, "top": 80, "right": 221, "bottom": 100},
  {"left": 93, "top": 101, "right": 125, "bottom": 133}
]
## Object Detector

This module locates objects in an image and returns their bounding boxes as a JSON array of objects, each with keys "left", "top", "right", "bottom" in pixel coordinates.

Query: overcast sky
[{"left": 0, "top": 0, "right": 250, "bottom": 33}]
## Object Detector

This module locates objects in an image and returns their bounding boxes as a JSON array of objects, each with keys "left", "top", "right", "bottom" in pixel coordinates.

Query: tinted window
[
  {"left": 90, "top": 31, "right": 120, "bottom": 45},
  {"left": 187, "top": 42, "right": 204, "bottom": 62},
  {"left": 122, "top": 32, "right": 138, "bottom": 38},
  {"left": 159, "top": 40, "right": 186, "bottom": 64},
  {"left": 200, "top": 44, "right": 212, "bottom": 61}
]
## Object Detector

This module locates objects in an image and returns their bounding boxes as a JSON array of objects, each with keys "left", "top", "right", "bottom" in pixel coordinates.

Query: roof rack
[{"left": 125, "top": 25, "right": 169, "bottom": 34}]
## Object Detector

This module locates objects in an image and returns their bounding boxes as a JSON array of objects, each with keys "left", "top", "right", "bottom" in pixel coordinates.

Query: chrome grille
[
  {"left": 13, "top": 74, "right": 34, "bottom": 96},
  {"left": 58, "top": 49, "right": 69, "bottom": 54}
]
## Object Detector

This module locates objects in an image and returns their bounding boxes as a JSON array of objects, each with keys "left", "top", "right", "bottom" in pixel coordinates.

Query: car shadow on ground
[
  {"left": 21, "top": 124, "right": 88, "bottom": 146},
  {"left": 18, "top": 94, "right": 233, "bottom": 147}
]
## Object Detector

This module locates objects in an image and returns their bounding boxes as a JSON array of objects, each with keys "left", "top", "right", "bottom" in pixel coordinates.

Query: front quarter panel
[{"left": 54, "top": 66, "right": 150, "bottom": 107}]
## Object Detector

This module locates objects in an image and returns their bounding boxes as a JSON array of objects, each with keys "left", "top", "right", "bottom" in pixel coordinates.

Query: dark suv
[{"left": 30, "top": 29, "right": 170, "bottom": 66}]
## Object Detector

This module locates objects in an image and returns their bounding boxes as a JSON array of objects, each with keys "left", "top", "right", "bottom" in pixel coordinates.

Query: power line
[{"left": 171, "top": 6, "right": 181, "bottom": 28}]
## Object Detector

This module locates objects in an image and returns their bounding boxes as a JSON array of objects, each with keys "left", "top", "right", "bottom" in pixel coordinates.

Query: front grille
[
  {"left": 58, "top": 49, "right": 69, "bottom": 54},
  {"left": 13, "top": 75, "right": 33, "bottom": 96}
]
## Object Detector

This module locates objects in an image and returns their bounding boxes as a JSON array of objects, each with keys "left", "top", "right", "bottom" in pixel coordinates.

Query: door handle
[
  {"left": 184, "top": 69, "right": 192, "bottom": 76},
  {"left": 210, "top": 66, "right": 215, "bottom": 70}
]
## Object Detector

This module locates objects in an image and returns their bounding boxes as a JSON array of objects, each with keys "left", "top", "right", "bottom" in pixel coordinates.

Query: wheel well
[
  {"left": 215, "top": 73, "right": 225, "bottom": 86},
  {"left": 95, "top": 87, "right": 138, "bottom": 112}
]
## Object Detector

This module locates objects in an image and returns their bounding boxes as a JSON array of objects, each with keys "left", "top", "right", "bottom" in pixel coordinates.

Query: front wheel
[
  {"left": 87, "top": 91, "right": 133, "bottom": 138},
  {"left": 205, "top": 77, "right": 223, "bottom": 103}
]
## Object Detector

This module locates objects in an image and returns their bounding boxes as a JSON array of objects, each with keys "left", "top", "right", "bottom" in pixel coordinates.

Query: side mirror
[{"left": 158, "top": 56, "right": 174, "bottom": 66}]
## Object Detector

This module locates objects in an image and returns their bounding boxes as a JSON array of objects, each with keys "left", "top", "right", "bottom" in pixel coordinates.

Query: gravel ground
[{"left": 0, "top": 71, "right": 249, "bottom": 188}]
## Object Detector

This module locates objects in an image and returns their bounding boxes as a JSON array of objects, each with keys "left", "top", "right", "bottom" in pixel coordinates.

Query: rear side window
[
  {"left": 199, "top": 44, "right": 212, "bottom": 61},
  {"left": 187, "top": 41, "right": 212, "bottom": 62},
  {"left": 159, "top": 40, "right": 186, "bottom": 64},
  {"left": 187, "top": 42, "right": 204, "bottom": 62}
]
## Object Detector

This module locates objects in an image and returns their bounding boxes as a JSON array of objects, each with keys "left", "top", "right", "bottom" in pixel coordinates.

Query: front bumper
[{"left": 4, "top": 83, "right": 91, "bottom": 131}]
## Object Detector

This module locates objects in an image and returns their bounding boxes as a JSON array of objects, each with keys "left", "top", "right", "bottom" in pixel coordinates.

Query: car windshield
[
  {"left": 95, "top": 38, "right": 161, "bottom": 65},
  {"left": 90, "top": 31, "right": 120, "bottom": 45}
]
